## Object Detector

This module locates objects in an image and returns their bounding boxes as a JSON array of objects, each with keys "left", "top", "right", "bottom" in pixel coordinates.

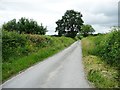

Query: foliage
[
  {"left": 89, "top": 29, "right": 120, "bottom": 68},
  {"left": 55, "top": 10, "right": 84, "bottom": 38},
  {"left": 81, "top": 28, "right": 120, "bottom": 88},
  {"left": 77, "top": 33, "right": 84, "bottom": 40},
  {"left": 2, "top": 19, "right": 17, "bottom": 32},
  {"left": 81, "top": 36, "right": 119, "bottom": 88},
  {"left": 2, "top": 17, "right": 47, "bottom": 35},
  {"left": 2, "top": 30, "right": 48, "bottom": 62},
  {"left": 80, "top": 24, "right": 95, "bottom": 37}
]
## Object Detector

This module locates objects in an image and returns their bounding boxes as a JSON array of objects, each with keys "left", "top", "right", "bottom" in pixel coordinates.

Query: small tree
[
  {"left": 55, "top": 10, "right": 84, "bottom": 38},
  {"left": 81, "top": 24, "right": 95, "bottom": 37},
  {"left": 2, "top": 19, "right": 17, "bottom": 32}
]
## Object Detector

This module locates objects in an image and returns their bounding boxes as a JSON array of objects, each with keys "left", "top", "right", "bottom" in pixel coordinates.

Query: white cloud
[
  {"left": 83, "top": 12, "right": 117, "bottom": 25},
  {"left": 0, "top": 0, "right": 119, "bottom": 34}
]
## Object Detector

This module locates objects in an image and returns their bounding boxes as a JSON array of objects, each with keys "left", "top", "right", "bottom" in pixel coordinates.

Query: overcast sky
[{"left": 0, "top": 0, "right": 119, "bottom": 35}]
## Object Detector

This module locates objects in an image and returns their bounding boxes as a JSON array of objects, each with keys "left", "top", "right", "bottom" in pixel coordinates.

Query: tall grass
[{"left": 2, "top": 30, "right": 75, "bottom": 82}]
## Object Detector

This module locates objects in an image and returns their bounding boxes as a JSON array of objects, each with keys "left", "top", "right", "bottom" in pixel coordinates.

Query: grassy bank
[
  {"left": 2, "top": 31, "right": 75, "bottom": 82},
  {"left": 81, "top": 30, "right": 120, "bottom": 88}
]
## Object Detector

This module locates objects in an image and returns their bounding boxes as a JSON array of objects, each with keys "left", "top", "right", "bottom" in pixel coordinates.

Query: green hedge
[
  {"left": 88, "top": 30, "right": 120, "bottom": 68},
  {"left": 2, "top": 30, "right": 75, "bottom": 63},
  {"left": 2, "top": 31, "right": 47, "bottom": 62}
]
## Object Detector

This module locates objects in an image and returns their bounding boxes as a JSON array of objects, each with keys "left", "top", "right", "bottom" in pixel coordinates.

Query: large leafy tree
[
  {"left": 81, "top": 24, "right": 95, "bottom": 37},
  {"left": 2, "top": 17, "right": 47, "bottom": 35},
  {"left": 55, "top": 10, "right": 84, "bottom": 38}
]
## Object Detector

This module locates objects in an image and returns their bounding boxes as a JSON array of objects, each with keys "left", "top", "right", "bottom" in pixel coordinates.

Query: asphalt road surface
[{"left": 2, "top": 41, "right": 90, "bottom": 88}]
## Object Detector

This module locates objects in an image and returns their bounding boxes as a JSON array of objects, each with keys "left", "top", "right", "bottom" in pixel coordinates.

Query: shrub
[
  {"left": 2, "top": 30, "right": 48, "bottom": 62},
  {"left": 2, "top": 30, "right": 75, "bottom": 63},
  {"left": 2, "top": 31, "right": 27, "bottom": 61},
  {"left": 88, "top": 29, "right": 120, "bottom": 68}
]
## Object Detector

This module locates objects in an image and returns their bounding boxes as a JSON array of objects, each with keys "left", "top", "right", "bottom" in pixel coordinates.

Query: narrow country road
[{"left": 2, "top": 41, "right": 90, "bottom": 88}]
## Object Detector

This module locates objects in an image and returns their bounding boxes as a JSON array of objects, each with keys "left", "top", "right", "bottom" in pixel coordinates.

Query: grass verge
[{"left": 81, "top": 37, "right": 119, "bottom": 88}]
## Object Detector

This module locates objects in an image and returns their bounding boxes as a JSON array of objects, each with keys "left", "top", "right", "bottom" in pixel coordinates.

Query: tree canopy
[
  {"left": 2, "top": 17, "right": 47, "bottom": 35},
  {"left": 55, "top": 10, "right": 84, "bottom": 38},
  {"left": 80, "top": 24, "right": 95, "bottom": 37}
]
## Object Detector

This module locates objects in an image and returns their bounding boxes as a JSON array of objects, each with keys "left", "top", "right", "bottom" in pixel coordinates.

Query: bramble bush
[
  {"left": 2, "top": 30, "right": 48, "bottom": 62},
  {"left": 81, "top": 28, "right": 120, "bottom": 87},
  {"left": 89, "top": 28, "right": 120, "bottom": 68},
  {"left": 2, "top": 30, "right": 75, "bottom": 63}
]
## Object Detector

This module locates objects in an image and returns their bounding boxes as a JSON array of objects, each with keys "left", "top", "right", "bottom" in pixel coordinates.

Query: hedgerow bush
[
  {"left": 90, "top": 28, "right": 120, "bottom": 68},
  {"left": 2, "top": 31, "right": 27, "bottom": 61},
  {"left": 81, "top": 31, "right": 120, "bottom": 88},
  {"left": 2, "top": 30, "right": 75, "bottom": 63},
  {"left": 2, "top": 30, "right": 48, "bottom": 62}
]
